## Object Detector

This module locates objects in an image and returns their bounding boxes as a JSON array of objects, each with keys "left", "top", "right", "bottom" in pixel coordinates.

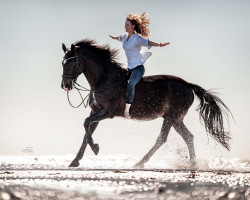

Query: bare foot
[{"left": 124, "top": 111, "right": 131, "bottom": 118}]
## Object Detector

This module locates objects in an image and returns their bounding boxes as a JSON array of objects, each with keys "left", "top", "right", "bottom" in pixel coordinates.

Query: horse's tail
[{"left": 190, "top": 83, "right": 231, "bottom": 150}]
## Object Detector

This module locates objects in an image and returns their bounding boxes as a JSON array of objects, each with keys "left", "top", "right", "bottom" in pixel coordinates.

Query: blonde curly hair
[{"left": 126, "top": 12, "right": 150, "bottom": 38}]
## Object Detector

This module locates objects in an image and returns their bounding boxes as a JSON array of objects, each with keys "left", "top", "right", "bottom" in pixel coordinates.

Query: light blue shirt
[{"left": 118, "top": 33, "right": 152, "bottom": 69}]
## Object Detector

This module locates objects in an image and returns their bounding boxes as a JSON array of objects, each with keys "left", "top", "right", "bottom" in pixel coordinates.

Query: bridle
[
  {"left": 62, "top": 52, "right": 127, "bottom": 108},
  {"left": 62, "top": 53, "right": 91, "bottom": 108},
  {"left": 62, "top": 54, "right": 82, "bottom": 80}
]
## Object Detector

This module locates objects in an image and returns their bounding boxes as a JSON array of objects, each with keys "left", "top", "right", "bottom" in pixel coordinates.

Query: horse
[{"left": 61, "top": 39, "right": 231, "bottom": 168}]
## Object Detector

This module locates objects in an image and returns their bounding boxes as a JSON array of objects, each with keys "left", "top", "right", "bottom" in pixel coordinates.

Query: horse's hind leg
[
  {"left": 173, "top": 121, "right": 196, "bottom": 166},
  {"left": 134, "top": 118, "right": 172, "bottom": 168}
]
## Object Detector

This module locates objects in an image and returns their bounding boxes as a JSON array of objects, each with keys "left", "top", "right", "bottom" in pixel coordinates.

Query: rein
[
  {"left": 63, "top": 53, "right": 126, "bottom": 109},
  {"left": 67, "top": 80, "right": 126, "bottom": 109},
  {"left": 66, "top": 82, "right": 91, "bottom": 108}
]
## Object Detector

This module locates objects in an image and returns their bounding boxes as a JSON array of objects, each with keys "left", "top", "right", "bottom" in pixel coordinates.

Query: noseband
[{"left": 62, "top": 54, "right": 82, "bottom": 80}]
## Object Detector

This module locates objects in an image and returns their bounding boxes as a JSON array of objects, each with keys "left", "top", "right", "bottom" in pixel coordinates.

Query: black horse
[{"left": 61, "top": 39, "right": 231, "bottom": 168}]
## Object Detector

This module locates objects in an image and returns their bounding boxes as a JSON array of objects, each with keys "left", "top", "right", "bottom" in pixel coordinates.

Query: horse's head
[{"left": 61, "top": 43, "right": 81, "bottom": 91}]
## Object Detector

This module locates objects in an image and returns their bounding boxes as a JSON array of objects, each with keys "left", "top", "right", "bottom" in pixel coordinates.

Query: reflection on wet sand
[{"left": 0, "top": 155, "right": 250, "bottom": 199}]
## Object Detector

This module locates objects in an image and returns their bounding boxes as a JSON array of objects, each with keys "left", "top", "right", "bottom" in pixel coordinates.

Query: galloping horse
[{"left": 61, "top": 40, "right": 231, "bottom": 168}]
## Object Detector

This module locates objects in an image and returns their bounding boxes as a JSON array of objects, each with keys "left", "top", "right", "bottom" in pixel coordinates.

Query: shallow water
[
  {"left": 0, "top": 155, "right": 250, "bottom": 199},
  {"left": 1, "top": 155, "right": 250, "bottom": 171}
]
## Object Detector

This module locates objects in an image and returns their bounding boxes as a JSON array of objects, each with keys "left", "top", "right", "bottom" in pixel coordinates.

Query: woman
[{"left": 110, "top": 12, "right": 170, "bottom": 118}]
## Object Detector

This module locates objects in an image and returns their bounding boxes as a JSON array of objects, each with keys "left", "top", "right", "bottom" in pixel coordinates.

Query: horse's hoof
[
  {"left": 69, "top": 160, "right": 80, "bottom": 167},
  {"left": 133, "top": 162, "right": 144, "bottom": 169},
  {"left": 92, "top": 144, "right": 99, "bottom": 155}
]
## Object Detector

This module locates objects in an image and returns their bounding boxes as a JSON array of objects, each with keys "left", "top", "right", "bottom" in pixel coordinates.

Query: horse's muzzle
[{"left": 61, "top": 80, "right": 73, "bottom": 91}]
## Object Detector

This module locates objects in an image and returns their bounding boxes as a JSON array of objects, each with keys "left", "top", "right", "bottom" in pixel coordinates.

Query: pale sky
[{"left": 0, "top": 0, "right": 249, "bottom": 160}]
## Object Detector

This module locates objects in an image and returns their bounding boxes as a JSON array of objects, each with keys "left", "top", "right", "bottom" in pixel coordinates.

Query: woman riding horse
[
  {"left": 61, "top": 14, "right": 231, "bottom": 168},
  {"left": 110, "top": 12, "right": 170, "bottom": 118}
]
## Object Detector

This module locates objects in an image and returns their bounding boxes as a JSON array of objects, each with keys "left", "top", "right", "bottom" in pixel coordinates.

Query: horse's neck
[
  {"left": 81, "top": 58, "right": 125, "bottom": 90},
  {"left": 80, "top": 54, "right": 111, "bottom": 89},
  {"left": 81, "top": 62, "right": 104, "bottom": 89}
]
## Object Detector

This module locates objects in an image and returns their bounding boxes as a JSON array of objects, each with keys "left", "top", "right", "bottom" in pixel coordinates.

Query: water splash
[{"left": 0, "top": 155, "right": 249, "bottom": 171}]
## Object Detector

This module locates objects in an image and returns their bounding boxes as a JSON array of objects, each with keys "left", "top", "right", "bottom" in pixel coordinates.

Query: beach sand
[{"left": 1, "top": 155, "right": 250, "bottom": 200}]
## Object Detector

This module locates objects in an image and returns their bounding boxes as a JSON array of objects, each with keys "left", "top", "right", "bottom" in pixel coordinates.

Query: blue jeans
[{"left": 125, "top": 65, "right": 145, "bottom": 104}]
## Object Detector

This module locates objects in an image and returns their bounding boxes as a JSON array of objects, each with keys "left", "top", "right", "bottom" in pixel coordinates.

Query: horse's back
[
  {"left": 140, "top": 74, "right": 193, "bottom": 96},
  {"left": 142, "top": 74, "right": 189, "bottom": 84}
]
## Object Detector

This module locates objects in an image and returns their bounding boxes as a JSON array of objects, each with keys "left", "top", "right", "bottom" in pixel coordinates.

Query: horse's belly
[{"left": 130, "top": 90, "right": 169, "bottom": 120}]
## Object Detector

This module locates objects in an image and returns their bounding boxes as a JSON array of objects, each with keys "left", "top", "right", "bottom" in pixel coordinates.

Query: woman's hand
[
  {"left": 148, "top": 40, "right": 170, "bottom": 47},
  {"left": 109, "top": 35, "right": 118, "bottom": 40},
  {"left": 159, "top": 42, "right": 170, "bottom": 47}
]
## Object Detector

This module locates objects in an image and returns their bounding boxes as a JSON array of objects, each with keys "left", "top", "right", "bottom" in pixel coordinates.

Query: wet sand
[
  {"left": 1, "top": 168, "right": 250, "bottom": 200},
  {"left": 1, "top": 155, "right": 250, "bottom": 199}
]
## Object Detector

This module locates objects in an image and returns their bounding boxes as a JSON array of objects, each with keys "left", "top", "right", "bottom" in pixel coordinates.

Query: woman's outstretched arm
[
  {"left": 148, "top": 40, "right": 170, "bottom": 47},
  {"left": 109, "top": 35, "right": 119, "bottom": 40}
]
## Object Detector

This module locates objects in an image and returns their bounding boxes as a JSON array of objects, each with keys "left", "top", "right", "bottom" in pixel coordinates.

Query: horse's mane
[{"left": 74, "top": 39, "right": 123, "bottom": 69}]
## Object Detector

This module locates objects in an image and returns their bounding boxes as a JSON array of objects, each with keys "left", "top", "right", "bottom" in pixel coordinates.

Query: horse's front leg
[
  {"left": 69, "top": 108, "right": 109, "bottom": 167},
  {"left": 86, "top": 121, "right": 100, "bottom": 155}
]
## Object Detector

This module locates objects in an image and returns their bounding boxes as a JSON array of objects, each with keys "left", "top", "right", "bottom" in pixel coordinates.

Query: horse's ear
[
  {"left": 71, "top": 44, "right": 76, "bottom": 54},
  {"left": 62, "top": 43, "right": 67, "bottom": 53}
]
